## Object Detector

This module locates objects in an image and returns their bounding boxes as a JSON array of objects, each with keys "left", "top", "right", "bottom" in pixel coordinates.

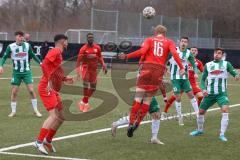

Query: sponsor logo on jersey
[
  {"left": 210, "top": 70, "right": 224, "bottom": 75},
  {"left": 16, "top": 52, "right": 27, "bottom": 58}
]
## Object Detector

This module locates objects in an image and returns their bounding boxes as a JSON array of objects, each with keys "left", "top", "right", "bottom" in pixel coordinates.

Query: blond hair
[{"left": 154, "top": 25, "right": 167, "bottom": 35}]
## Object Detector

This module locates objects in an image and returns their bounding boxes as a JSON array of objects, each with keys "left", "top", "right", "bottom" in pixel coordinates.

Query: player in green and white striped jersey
[
  {"left": 190, "top": 48, "right": 239, "bottom": 142},
  {"left": 0, "top": 31, "right": 42, "bottom": 118},
  {"left": 168, "top": 37, "right": 199, "bottom": 125}
]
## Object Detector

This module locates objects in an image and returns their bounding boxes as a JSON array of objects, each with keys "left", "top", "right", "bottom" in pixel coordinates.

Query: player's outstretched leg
[{"left": 111, "top": 116, "right": 129, "bottom": 137}]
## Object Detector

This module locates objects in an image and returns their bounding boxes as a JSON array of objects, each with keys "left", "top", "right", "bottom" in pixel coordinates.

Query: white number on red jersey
[{"left": 153, "top": 41, "right": 163, "bottom": 57}]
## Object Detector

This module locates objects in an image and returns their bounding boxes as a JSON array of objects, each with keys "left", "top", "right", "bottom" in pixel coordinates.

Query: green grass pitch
[{"left": 0, "top": 61, "right": 240, "bottom": 160}]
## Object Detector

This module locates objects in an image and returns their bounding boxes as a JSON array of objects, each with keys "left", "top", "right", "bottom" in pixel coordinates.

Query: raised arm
[{"left": 126, "top": 49, "right": 142, "bottom": 59}]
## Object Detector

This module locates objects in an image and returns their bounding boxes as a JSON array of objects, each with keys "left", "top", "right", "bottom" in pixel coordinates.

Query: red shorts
[
  {"left": 136, "top": 63, "right": 165, "bottom": 93},
  {"left": 191, "top": 83, "right": 202, "bottom": 95},
  {"left": 38, "top": 83, "right": 62, "bottom": 111},
  {"left": 81, "top": 65, "right": 97, "bottom": 84}
]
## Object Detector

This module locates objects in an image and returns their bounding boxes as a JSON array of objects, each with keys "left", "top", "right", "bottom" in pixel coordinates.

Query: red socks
[
  {"left": 46, "top": 129, "right": 57, "bottom": 143},
  {"left": 37, "top": 128, "right": 48, "bottom": 143},
  {"left": 129, "top": 101, "right": 141, "bottom": 125},
  {"left": 136, "top": 103, "right": 150, "bottom": 125},
  {"left": 197, "top": 96, "right": 203, "bottom": 106},
  {"left": 82, "top": 87, "right": 95, "bottom": 104},
  {"left": 163, "top": 95, "right": 176, "bottom": 113},
  {"left": 82, "top": 96, "right": 89, "bottom": 104}
]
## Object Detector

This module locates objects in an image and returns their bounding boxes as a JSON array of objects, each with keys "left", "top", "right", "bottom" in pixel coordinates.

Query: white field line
[
  {"left": 0, "top": 151, "right": 90, "bottom": 160},
  {"left": 0, "top": 103, "right": 239, "bottom": 153}
]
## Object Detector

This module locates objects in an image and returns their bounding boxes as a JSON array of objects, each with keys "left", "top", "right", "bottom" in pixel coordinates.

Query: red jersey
[
  {"left": 127, "top": 35, "right": 184, "bottom": 70},
  {"left": 77, "top": 43, "right": 103, "bottom": 70},
  {"left": 188, "top": 58, "right": 204, "bottom": 84},
  {"left": 39, "top": 48, "right": 64, "bottom": 91}
]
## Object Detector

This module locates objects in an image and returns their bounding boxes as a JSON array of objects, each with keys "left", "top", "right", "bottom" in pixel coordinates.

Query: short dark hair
[
  {"left": 180, "top": 36, "right": 189, "bottom": 41},
  {"left": 191, "top": 46, "right": 198, "bottom": 49},
  {"left": 86, "top": 32, "right": 94, "bottom": 37},
  {"left": 214, "top": 47, "right": 224, "bottom": 53},
  {"left": 54, "top": 34, "right": 68, "bottom": 42},
  {"left": 15, "top": 31, "right": 24, "bottom": 36}
]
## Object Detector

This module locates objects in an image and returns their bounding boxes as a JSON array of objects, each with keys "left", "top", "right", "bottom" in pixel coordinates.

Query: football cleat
[
  {"left": 78, "top": 101, "right": 85, "bottom": 111},
  {"left": 190, "top": 130, "right": 204, "bottom": 136},
  {"left": 150, "top": 138, "right": 165, "bottom": 145},
  {"left": 8, "top": 112, "right": 16, "bottom": 118},
  {"left": 34, "top": 109, "right": 42, "bottom": 117},
  {"left": 127, "top": 124, "right": 138, "bottom": 138},
  {"left": 33, "top": 141, "right": 48, "bottom": 155},
  {"left": 161, "top": 112, "right": 167, "bottom": 120},
  {"left": 83, "top": 103, "right": 90, "bottom": 112},
  {"left": 219, "top": 135, "right": 228, "bottom": 142},
  {"left": 43, "top": 139, "right": 56, "bottom": 153}
]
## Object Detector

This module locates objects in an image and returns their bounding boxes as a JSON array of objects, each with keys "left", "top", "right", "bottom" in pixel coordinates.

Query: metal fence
[{"left": 1, "top": 8, "right": 240, "bottom": 49}]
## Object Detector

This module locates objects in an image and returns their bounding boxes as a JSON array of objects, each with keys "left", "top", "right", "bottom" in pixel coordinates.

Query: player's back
[{"left": 141, "top": 36, "right": 175, "bottom": 66}]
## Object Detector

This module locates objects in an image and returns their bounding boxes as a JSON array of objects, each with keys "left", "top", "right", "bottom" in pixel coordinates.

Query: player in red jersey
[
  {"left": 122, "top": 49, "right": 169, "bottom": 103},
  {"left": 162, "top": 47, "right": 204, "bottom": 116},
  {"left": 119, "top": 25, "right": 185, "bottom": 137},
  {"left": 34, "top": 34, "right": 74, "bottom": 155},
  {"left": 76, "top": 33, "right": 107, "bottom": 112}
]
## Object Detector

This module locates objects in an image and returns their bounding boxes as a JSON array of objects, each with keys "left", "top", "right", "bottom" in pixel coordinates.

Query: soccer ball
[{"left": 143, "top": 6, "right": 156, "bottom": 19}]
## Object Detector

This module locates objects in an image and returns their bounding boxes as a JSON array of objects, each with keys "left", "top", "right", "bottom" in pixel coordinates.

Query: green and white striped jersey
[
  {"left": 0, "top": 42, "right": 41, "bottom": 73},
  {"left": 200, "top": 60, "right": 238, "bottom": 95},
  {"left": 169, "top": 47, "right": 197, "bottom": 80}
]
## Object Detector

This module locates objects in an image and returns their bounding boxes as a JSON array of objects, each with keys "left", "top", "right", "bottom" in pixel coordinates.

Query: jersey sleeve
[
  {"left": 0, "top": 45, "right": 11, "bottom": 67},
  {"left": 188, "top": 53, "right": 198, "bottom": 74},
  {"left": 200, "top": 65, "right": 208, "bottom": 90},
  {"left": 197, "top": 59, "right": 204, "bottom": 72},
  {"left": 169, "top": 41, "right": 184, "bottom": 70},
  {"left": 140, "top": 38, "right": 151, "bottom": 55},
  {"left": 126, "top": 49, "right": 142, "bottom": 59},
  {"left": 227, "top": 61, "right": 238, "bottom": 77},
  {"left": 29, "top": 47, "right": 41, "bottom": 64}
]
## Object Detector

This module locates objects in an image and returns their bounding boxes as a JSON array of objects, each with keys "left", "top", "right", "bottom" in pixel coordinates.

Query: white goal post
[{"left": 65, "top": 29, "right": 118, "bottom": 44}]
